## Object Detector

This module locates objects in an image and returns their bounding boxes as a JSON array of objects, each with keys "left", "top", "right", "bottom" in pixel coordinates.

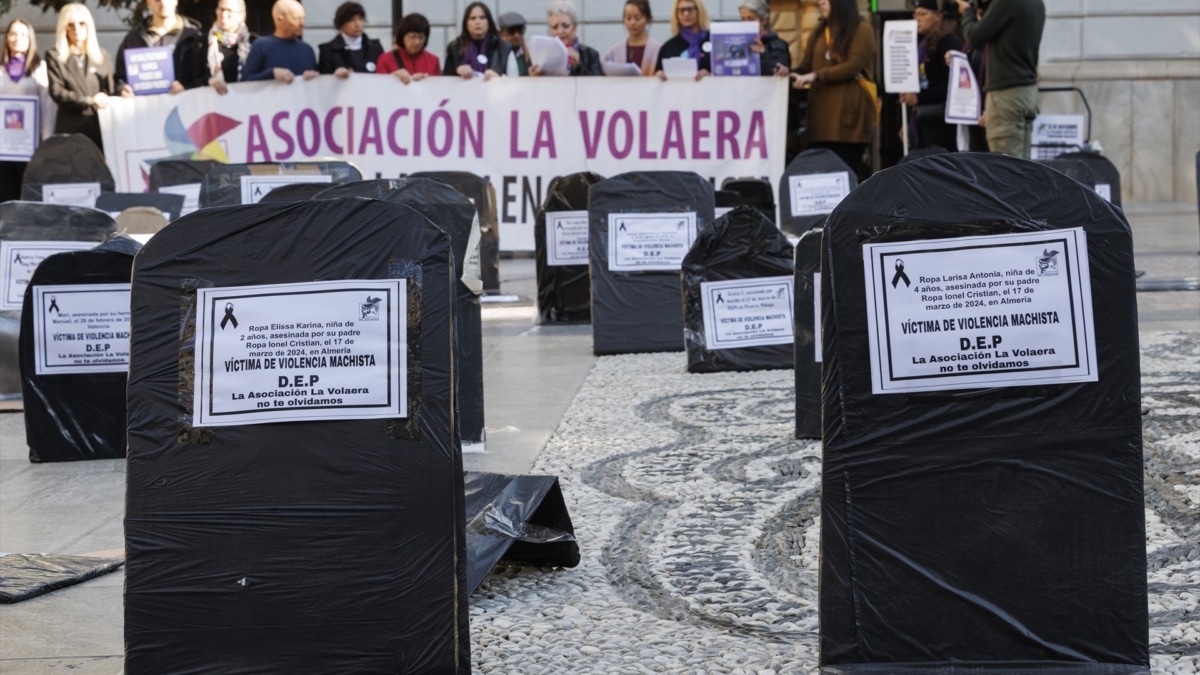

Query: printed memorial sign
[{"left": 32, "top": 283, "right": 131, "bottom": 375}]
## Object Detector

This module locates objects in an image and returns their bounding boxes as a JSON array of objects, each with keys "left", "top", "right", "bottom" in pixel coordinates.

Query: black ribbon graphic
[
  {"left": 47, "top": 295, "right": 59, "bottom": 313},
  {"left": 891, "top": 259, "right": 911, "bottom": 288},
  {"left": 220, "top": 302, "right": 238, "bottom": 329}
]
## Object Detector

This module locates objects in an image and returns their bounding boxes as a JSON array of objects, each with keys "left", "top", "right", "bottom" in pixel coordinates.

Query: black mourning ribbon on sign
[
  {"left": 47, "top": 296, "right": 60, "bottom": 313},
  {"left": 220, "top": 302, "right": 238, "bottom": 329},
  {"left": 891, "top": 260, "right": 911, "bottom": 288}
]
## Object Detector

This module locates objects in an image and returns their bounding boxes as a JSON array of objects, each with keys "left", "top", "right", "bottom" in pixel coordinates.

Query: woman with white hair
[
  {"left": 738, "top": 0, "right": 791, "bottom": 75},
  {"left": 531, "top": 0, "right": 601, "bottom": 76},
  {"left": 45, "top": 3, "right": 130, "bottom": 151}
]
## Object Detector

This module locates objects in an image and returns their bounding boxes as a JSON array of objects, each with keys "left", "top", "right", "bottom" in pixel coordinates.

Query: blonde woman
[
  {"left": 45, "top": 4, "right": 130, "bottom": 151},
  {"left": 654, "top": 0, "right": 711, "bottom": 80}
]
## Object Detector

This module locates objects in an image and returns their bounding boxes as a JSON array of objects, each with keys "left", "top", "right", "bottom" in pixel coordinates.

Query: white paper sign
[
  {"left": 239, "top": 174, "right": 332, "bottom": 204},
  {"left": 1, "top": 95, "right": 39, "bottom": 161},
  {"left": 661, "top": 57, "right": 699, "bottom": 80},
  {"left": 0, "top": 240, "right": 97, "bottom": 311},
  {"left": 944, "top": 51, "right": 981, "bottom": 125},
  {"left": 159, "top": 182, "right": 201, "bottom": 216},
  {"left": 882, "top": 20, "right": 920, "bottom": 94},
  {"left": 32, "top": 284, "right": 131, "bottom": 375},
  {"left": 546, "top": 210, "right": 589, "bottom": 266},
  {"left": 789, "top": 172, "right": 851, "bottom": 217},
  {"left": 702, "top": 276, "right": 794, "bottom": 350},
  {"left": 863, "top": 228, "right": 1097, "bottom": 394},
  {"left": 42, "top": 182, "right": 102, "bottom": 207},
  {"left": 193, "top": 279, "right": 406, "bottom": 426},
  {"left": 1031, "top": 114, "right": 1086, "bottom": 159},
  {"left": 529, "top": 35, "right": 569, "bottom": 76},
  {"left": 1095, "top": 184, "right": 1112, "bottom": 202},
  {"left": 813, "top": 272, "right": 822, "bottom": 363},
  {"left": 608, "top": 212, "right": 697, "bottom": 272}
]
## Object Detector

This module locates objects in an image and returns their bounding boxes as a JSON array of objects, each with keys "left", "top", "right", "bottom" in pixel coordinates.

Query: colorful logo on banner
[{"left": 138, "top": 107, "right": 242, "bottom": 186}]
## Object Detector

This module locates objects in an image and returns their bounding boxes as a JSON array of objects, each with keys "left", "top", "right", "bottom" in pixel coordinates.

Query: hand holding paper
[{"left": 529, "top": 35, "right": 569, "bottom": 77}]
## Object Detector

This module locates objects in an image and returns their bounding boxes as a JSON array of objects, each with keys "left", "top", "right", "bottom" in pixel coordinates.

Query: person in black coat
[
  {"left": 530, "top": 0, "right": 602, "bottom": 77},
  {"left": 738, "top": 0, "right": 791, "bottom": 75},
  {"left": 899, "top": 0, "right": 964, "bottom": 150},
  {"left": 444, "top": 2, "right": 517, "bottom": 79},
  {"left": 655, "top": 0, "right": 712, "bottom": 80},
  {"left": 317, "top": 1, "right": 384, "bottom": 75},
  {"left": 114, "top": 0, "right": 206, "bottom": 94},
  {"left": 45, "top": 3, "right": 131, "bottom": 151}
]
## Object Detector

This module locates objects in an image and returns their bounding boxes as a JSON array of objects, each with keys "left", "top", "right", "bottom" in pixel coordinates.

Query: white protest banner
[
  {"left": 545, "top": 210, "right": 589, "bottom": 266},
  {"left": 1, "top": 95, "right": 39, "bottom": 161},
  {"left": 32, "top": 284, "right": 131, "bottom": 375},
  {"left": 0, "top": 240, "right": 98, "bottom": 311},
  {"left": 883, "top": 20, "right": 920, "bottom": 94},
  {"left": 99, "top": 76, "right": 787, "bottom": 251},
  {"left": 608, "top": 212, "right": 697, "bottom": 272},
  {"left": 788, "top": 172, "right": 851, "bottom": 217},
  {"left": 193, "top": 279, "right": 406, "bottom": 427},
  {"left": 944, "top": 51, "right": 981, "bottom": 125},
  {"left": 701, "top": 276, "right": 794, "bottom": 350},
  {"left": 862, "top": 229, "right": 1097, "bottom": 394}
]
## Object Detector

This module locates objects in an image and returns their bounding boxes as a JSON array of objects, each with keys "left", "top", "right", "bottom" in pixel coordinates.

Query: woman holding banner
[
  {"left": 206, "top": 0, "right": 255, "bottom": 94},
  {"left": 45, "top": 4, "right": 129, "bottom": 152},
  {"left": 603, "top": 0, "right": 660, "bottom": 76},
  {"left": 654, "top": 0, "right": 711, "bottom": 80},
  {"left": 376, "top": 13, "right": 440, "bottom": 83},
  {"left": 443, "top": 2, "right": 517, "bottom": 80},
  {"left": 318, "top": 2, "right": 385, "bottom": 76},
  {"left": 898, "top": 0, "right": 962, "bottom": 150},
  {"left": 2, "top": 19, "right": 55, "bottom": 200}
]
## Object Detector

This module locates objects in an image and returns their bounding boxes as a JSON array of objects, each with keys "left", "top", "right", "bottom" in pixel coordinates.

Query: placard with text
[
  {"left": 789, "top": 172, "right": 851, "bottom": 217},
  {"left": 607, "top": 212, "right": 697, "bottom": 272},
  {"left": 32, "top": 283, "right": 131, "bottom": 375},
  {"left": 545, "top": 210, "right": 589, "bottom": 266},
  {"left": 701, "top": 276, "right": 794, "bottom": 350},
  {"left": 1, "top": 240, "right": 98, "bottom": 311}
]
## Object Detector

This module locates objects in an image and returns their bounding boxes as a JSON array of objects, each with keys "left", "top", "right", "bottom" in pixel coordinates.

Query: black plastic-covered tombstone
[
  {"left": 315, "top": 178, "right": 486, "bottom": 445},
  {"left": 126, "top": 198, "right": 468, "bottom": 672},
  {"left": 147, "top": 158, "right": 222, "bottom": 218},
  {"left": 534, "top": 172, "right": 604, "bottom": 324},
  {"left": 0, "top": 202, "right": 116, "bottom": 400},
  {"left": 1058, "top": 151, "right": 1123, "bottom": 207},
  {"left": 19, "top": 236, "right": 139, "bottom": 462},
  {"left": 818, "top": 153, "right": 1147, "bottom": 671},
  {"left": 588, "top": 171, "right": 714, "bottom": 355},
  {"left": 198, "top": 161, "right": 363, "bottom": 208},
  {"left": 792, "top": 227, "right": 822, "bottom": 439},
  {"left": 777, "top": 149, "right": 857, "bottom": 237},
  {"left": 681, "top": 206, "right": 794, "bottom": 372},
  {"left": 20, "top": 134, "right": 115, "bottom": 204},
  {"left": 409, "top": 171, "right": 501, "bottom": 293},
  {"left": 1037, "top": 157, "right": 1098, "bottom": 198},
  {"left": 257, "top": 182, "right": 333, "bottom": 203}
]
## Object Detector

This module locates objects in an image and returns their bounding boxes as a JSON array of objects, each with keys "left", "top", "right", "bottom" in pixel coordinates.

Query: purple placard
[{"left": 124, "top": 45, "right": 176, "bottom": 95}]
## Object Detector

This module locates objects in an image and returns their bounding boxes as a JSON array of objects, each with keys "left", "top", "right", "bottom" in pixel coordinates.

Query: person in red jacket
[{"left": 375, "top": 13, "right": 440, "bottom": 83}]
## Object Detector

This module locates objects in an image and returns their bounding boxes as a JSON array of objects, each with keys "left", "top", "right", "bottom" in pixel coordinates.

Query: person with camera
[{"left": 956, "top": 0, "right": 1044, "bottom": 159}]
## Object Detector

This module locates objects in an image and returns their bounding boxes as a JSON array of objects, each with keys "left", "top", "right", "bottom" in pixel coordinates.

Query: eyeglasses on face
[{"left": 677, "top": 6, "right": 697, "bottom": 14}]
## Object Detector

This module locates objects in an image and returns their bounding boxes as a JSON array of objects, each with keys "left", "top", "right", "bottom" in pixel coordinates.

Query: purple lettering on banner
[
  {"left": 297, "top": 109, "right": 320, "bottom": 156},
  {"left": 359, "top": 107, "right": 383, "bottom": 155},
  {"left": 531, "top": 111, "right": 556, "bottom": 159},
  {"left": 246, "top": 115, "right": 273, "bottom": 163},
  {"left": 661, "top": 111, "right": 685, "bottom": 159},
  {"left": 387, "top": 108, "right": 409, "bottom": 156},
  {"left": 691, "top": 110, "right": 711, "bottom": 160},
  {"left": 428, "top": 107, "right": 453, "bottom": 157},
  {"left": 510, "top": 111, "right": 528, "bottom": 159},
  {"left": 270, "top": 112, "right": 293, "bottom": 160},
  {"left": 324, "top": 106, "right": 344, "bottom": 155},
  {"left": 460, "top": 110, "right": 483, "bottom": 158},
  {"left": 608, "top": 110, "right": 633, "bottom": 160},
  {"left": 579, "top": 111, "right": 605, "bottom": 160},
  {"left": 638, "top": 111, "right": 658, "bottom": 159},
  {"left": 347, "top": 107, "right": 355, "bottom": 155},
  {"left": 745, "top": 111, "right": 767, "bottom": 159},
  {"left": 716, "top": 111, "right": 740, "bottom": 160},
  {"left": 413, "top": 109, "right": 422, "bottom": 156}
]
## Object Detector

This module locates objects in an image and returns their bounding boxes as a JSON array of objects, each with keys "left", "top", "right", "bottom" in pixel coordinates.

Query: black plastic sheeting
[
  {"left": 410, "top": 171, "right": 501, "bottom": 293},
  {"left": 588, "top": 171, "right": 714, "bottom": 355},
  {"left": 315, "top": 178, "right": 486, "bottom": 445},
  {"left": 0, "top": 202, "right": 116, "bottom": 400},
  {"left": 1037, "top": 157, "right": 1098, "bottom": 196},
  {"left": 19, "top": 236, "right": 139, "bottom": 462},
  {"left": 258, "top": 182, "right": 338, "bottom": 203},
  {"left": 777, "top": 149, "right": 857, "bottom": 237},
  {"left": 721, "top": 177, "right": 776, "bottom": 221},
  {"left": 0, "top": 553, "right": 124, "bottom": 604},
  {"left": 896, "top": 147, "right": 950, "bottom": 165},
  {"left": 20, "top": 134, "right": 115, "bottom": 202},
  {"left": 198, "top": 162, "right": 363, "bottom": 208},
  {"left": 535, "top": 172, "right": 604, "bottom": 324},
  {"left": 1059, "top": 151, "right": 1123, "bottom": 207},
  {"left": 126, "top": 198, "right": 468, "bottom": 672},
  {"left": 681, "top": 206, "right": 794, "bottom": 373},
  {"left": 793, "top": 227, "right": 822, "bottom": 439},
  {"left": 819, "top": 154, "right": 1147, "bottom": 672},
  {"left": 147, "top": 158, "right": 222, "bottom": 192},
  {"left": 95, "top": 192, "right": 185, "bottom": 221},
  {"left": 463, "top": 471, "right": 580, "bottom": 595}
]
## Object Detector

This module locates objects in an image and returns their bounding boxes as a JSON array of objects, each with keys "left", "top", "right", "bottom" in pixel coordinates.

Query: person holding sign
[
  {"left": 529, "top": 1, "right": 601, "bottom": 77},
  {"left": 897, "top": 0, "right": 962, "bottom": 151},
  {"left": 115, "top": 0, "right": 205, "bottom": 95},
  {"left": 317, "top": 2, "right": 384, "bottom": 77},
  {"left": 737, "top": 0, "right": 791, "bottom": 76},
  {"left": 375, "top": 13, "right": 441, "bottom": 83},
  {"left": 654, "top": 0, "right": 712, "bottom": 81},
  {"left": 782, "top": 0, "right": 877, "bottom": 180},
  {"left": 1, "top": 19, "right": 55, "bottom": 201},
  {"left": 602, "top": 0, "right": 661, "bottom": 77},
  {"left": 45, "top": 4, "right": 130, "bottom": 152},
  {"left": 240, "top": 0, "right": 318, "bottom": 83},
  {"left": 206, "top": 0, "right": 256, "bottom": 94},
  {"left": 443, "top": 3, "right": 518, "bottom": 80}
]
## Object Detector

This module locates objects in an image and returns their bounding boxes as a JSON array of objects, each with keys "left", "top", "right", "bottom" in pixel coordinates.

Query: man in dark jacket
[
  {"left": 317, "top": 1, "right": 384, "bottom": 75},
  {"left": 241, "top": 0, "right": 317, "bottom": 83},
  {"left": 957, "top": 0, "right": 1045, "bottom": 158},
  {"left": 115, "top": 0, "right": 206, "bottom": 94}
]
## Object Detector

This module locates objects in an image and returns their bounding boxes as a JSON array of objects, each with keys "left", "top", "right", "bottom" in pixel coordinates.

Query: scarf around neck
[
  {"left": 463, "top": 35, "right": 493, "bottom": 73},
  {"left": 207, "top": 23, "right": 251, "bottom": 79},
  {"left": 680, "top": 27, "right": 707, "bottom": 60},
  {"left": 7, "top": 54, "right": 26, "bottom": 82}
]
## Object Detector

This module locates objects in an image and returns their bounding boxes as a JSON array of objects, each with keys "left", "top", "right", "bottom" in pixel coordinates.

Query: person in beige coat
[{"left": 602, "top": 0, "right": 660, "bottom": 76}]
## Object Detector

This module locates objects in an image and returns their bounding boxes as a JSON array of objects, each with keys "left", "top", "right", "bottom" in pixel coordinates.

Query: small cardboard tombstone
[
  {"left": 315, "top": 178, "right": 486, "bottom": 445},
  {"left": 126, "top": 198, "right": 468, "bottom": 672},
  {"left": 20, "top": 134, "right": 115, "bottom": 204},
  {"left": 410, "top": 171, "right": 501, "bottom": 293},
  {"left": 1059, "top": 151, "right": 1123, "bottom": 206},
  {"left": 588, "top": 171, "right": 714, "bottom": 355},
  {"left": 0, "top": 202, "right": 116, "bottom": 399},
  {"left": 681, "top": 206, "right": 794, "bottom": 373},
  {"left": 19, "top": 237, "right": 139, "bottom": 462},
  {"left": 777, "top": 149, "right": 856, "bottom": 237},
  {"left": 199, "top": 162, "right": 363, "bottom": 208},
  {"left": 535, "top": 172, "right": 604, "bottom": 324},
  {"left": 819, "top": 153, "right": 1147, "bottom": 670},
  {"left": 793, "top": 228, "right": 822, "bottom": 439},
  {"left": 95, "top": 192, "right": 185, "bottom": 221}
]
